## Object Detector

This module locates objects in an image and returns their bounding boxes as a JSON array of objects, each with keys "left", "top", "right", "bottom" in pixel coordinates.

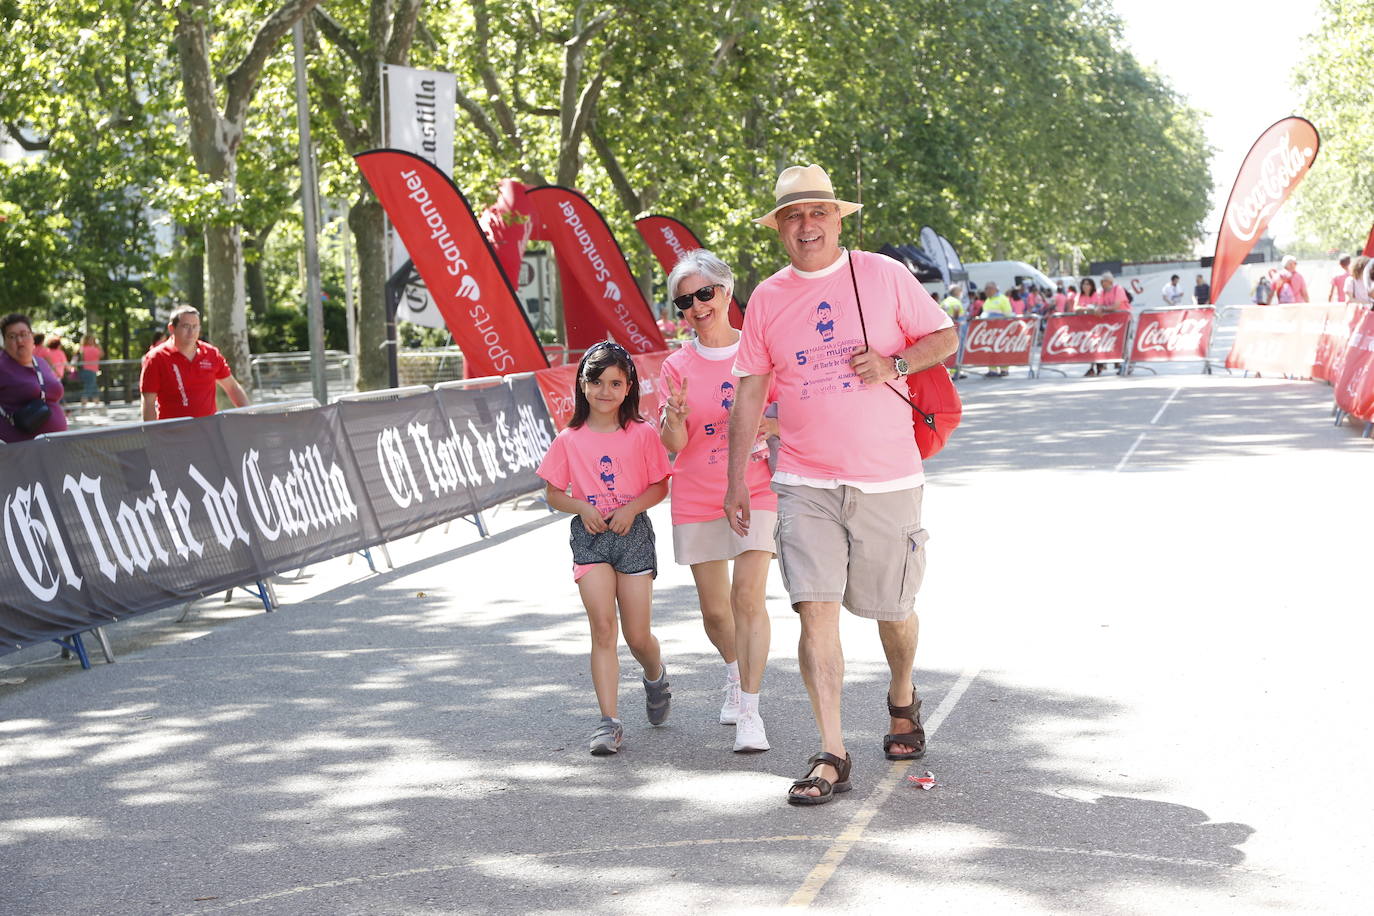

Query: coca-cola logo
[
  {"left": 1045, "top": 322, "right": 1123, "bottom": 356},
  {"left": 1136, "top": 317, "right": 1210, "bottom": 353},
  {"left": 965, "top": 320, "right": 1034, "bottom": 354},
  {"left": 1225, "top": 132, "right": 1315, "bottom": 243}
]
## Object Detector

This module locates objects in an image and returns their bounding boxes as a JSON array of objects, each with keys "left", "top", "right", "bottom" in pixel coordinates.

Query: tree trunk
[
  {"left": 205, "top": 219, "right": 251, "bottom": 377},
  {"left": 351, "top": 196, "right": 389, "bottom": 391},
  {"left": 245, "top": 235, "right": 269, "bottom": 319}
]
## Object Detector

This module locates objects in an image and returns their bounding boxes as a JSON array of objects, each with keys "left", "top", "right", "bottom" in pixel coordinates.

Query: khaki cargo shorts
[{"left": 773, "top": 483, "right": 929, "bottom": 621}]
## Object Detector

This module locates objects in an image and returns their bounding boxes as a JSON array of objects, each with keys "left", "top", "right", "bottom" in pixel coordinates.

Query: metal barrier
[
  {"left": 397, "top": 348, "right": 467, "bottom": 386},
  {"left": 249, "top": 351, "right": 353, "bottom": 402}
]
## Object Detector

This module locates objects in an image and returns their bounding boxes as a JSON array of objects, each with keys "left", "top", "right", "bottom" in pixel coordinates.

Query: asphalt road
[{"left": 4, "top": 364, "right": 1372, "bottom": 915}]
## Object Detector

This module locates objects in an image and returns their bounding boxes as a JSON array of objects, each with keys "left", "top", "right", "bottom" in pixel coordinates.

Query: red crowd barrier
[
  {"left": 534, "top": 349, "right": 672, "bottom": 431},
  {"left": 1039, "top": 312, "right": 1130, "bottom": 369},
  {"left": 1224, "top": 303, "right": 1335, "bottom": 378},
  {"left": 1334, "top": 310, "right": 1374, "bottom": 422},
  {"left": 958, "top": 317, "right": 1037, "bottom": 368},
  {"left": 1128, "top": 308, "right": 1215, "bottom": 365}
]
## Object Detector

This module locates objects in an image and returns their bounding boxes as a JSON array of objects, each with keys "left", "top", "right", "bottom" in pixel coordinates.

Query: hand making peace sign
[{"left": 662, "top": 373, "right": 690, "bottom": 427}]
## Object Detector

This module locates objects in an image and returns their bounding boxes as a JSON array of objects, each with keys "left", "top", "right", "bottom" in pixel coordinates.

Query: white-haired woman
[{"left": 658, "top": 249, "right": 778, "bottom": 753}]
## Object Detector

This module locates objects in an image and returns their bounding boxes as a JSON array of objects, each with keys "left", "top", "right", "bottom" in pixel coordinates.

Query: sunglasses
[{"left": 673, "top": 284, "right": 721, "bottom": 313}]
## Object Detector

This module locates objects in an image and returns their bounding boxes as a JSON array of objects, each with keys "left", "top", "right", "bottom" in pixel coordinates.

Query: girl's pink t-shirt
[
  {"left": 660, "top": 341, "right": 777, "bottom": 525},
  {"left": 81, "top": 344, "right": 102, "bottom": 371},
  {"left": 734, "top": 251, "right": 952, "bottom": 483},
  {"left": 537, "top": 419, "right": 671, "bottom": 515}
]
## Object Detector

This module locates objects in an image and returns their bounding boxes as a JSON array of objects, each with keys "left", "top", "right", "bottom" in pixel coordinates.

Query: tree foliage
[
  {"left": 1291, "top": 0, "right": 1374, "bottom": 253},
  {"left": 1, "top": 0, "right": 1214, "bottom": 386}
]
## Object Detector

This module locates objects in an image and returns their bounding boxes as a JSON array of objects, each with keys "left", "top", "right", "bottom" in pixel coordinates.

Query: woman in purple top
[{"left": 1, "top": 313, "right": 69, "bottom": 443}]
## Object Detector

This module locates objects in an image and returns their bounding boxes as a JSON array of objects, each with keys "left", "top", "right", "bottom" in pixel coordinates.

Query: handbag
[
  {"left": 4, "top": 364, "right": 52, "bottom": 435},
  {"left": 848, "top": 254, "right": 962, "bottom": 458}
]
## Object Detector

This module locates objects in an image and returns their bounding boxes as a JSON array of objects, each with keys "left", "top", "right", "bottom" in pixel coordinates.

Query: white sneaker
[
  {"left": 733, "top": 709, "right": 770, "bottom": 753},
  {"left": 719, "top": 678, "right": 741, "bottom": 725}
]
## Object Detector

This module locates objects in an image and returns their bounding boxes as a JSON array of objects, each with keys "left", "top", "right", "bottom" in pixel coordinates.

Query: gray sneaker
[
  {"left": 643, "top": 666, "right": 672, "bottom": 726},
  {"left": 589, "top": 716, "right": 623, "bottom": 756}
]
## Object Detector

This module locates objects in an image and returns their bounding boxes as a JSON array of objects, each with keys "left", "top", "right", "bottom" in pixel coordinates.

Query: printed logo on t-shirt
[
  {"left": 718, "top": 380, "right": 735, "bottom": 411},
  {"left": 587, "top": 454, "right": 624, "bottom": 508},
  {"left": 793, "top": 298, "right": 863, "bottom": 401}
]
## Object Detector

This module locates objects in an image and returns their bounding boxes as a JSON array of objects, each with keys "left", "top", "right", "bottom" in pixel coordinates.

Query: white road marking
[{"left": 785, "top": 665, "right": 981, "bottom": 908}]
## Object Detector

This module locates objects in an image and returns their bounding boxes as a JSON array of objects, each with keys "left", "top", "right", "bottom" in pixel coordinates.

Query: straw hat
[{"left": 754, "top": 164, "right": 862, "bottom": 229}]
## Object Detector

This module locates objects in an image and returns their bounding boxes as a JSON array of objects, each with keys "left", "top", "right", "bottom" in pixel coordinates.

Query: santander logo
[
  {"left": 604, "top": 280, "right": 622, "bottom": 301},
  {"left": 457, "top": 275, "right": 481, "bottom": 300},
  {"left": 1225, "top": 132, "right": 1315, "bottom": 244}
]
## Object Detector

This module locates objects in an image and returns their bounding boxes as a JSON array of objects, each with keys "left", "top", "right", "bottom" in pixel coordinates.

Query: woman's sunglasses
[{"left": 673, "top": 284, "right": 721, "bottom": 313}]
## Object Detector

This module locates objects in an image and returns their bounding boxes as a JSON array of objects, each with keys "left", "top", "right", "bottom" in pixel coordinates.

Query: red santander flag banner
[
  {"left": 635, "top": 215, "right": 745, "bottom": 327},
  {"left": 1210, "top": 117, "right": 1320, "bottom": 301},
  {"left": 355, "top": 150, "right": 547, "bottom": 377},
  {"left": 526, "top": 186, "right": 666, "bottom": 354},
  {"left": 1040, "top": 312, "right": 1130, "bottom": 364},
  {"left": 958, "top": 317, "right": 1037, "bottom": 367},
  {"left": 1129, "top": 308, "right": 1215, "bottom": 363}
]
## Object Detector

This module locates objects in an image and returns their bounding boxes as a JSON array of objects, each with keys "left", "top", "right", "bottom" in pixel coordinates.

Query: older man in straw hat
[{"left": 724, "top": 164, "right": 958, "bottom": 805}]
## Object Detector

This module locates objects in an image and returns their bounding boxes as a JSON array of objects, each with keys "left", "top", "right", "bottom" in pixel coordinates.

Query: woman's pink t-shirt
[
  {"left": 81, "top": 344, "right": 102, "bottom": 371},
  {"left": 734, "top": 251, "right": 952, "bottom": 484},
  {"left": 537, "top": 419, "right": 671, "bottom": 515},
  {"left": 660, "top": 341, "right": 777, "bottom": 525}
]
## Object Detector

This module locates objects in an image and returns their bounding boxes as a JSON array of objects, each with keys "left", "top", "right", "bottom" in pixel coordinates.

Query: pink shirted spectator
[{"left": 1275, "top": 256, "right": 1308, "bottom": 303}]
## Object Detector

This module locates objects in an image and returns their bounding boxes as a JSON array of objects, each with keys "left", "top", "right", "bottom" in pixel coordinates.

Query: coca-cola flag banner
[
  {"left": 1364, "top": 222, "right": 1374, "bottom": 259},
  {"left": 0, "top": 384, "right": 557, "bottom": 655},
  {"left": 958, "top": 317, "right": 1038, "bottom": 368},
  {"left": 635, "top": 215, "right": 745, "bottom": 327},
  {"left": 1210, "top": 117, "right": 1321, "bottom": 303},
  {"left": 382, "top": 65, "right": 458, "bottom": 329},
  {"left": 1128, "top": 308, "right": 1215, "bottom": 364},
  {"left": 527, "top": 186, "right": 666, "bottom": 354},
  {"left": 1040, "top": 312, "right": 1131, "bottom": 366},
  {"left": 356, "top": 150, "right": 548, "bottom": 377}
]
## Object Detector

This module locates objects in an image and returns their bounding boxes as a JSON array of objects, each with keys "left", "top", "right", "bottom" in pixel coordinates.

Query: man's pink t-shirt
[
  {"left": 734, "top": 250, "right": 952, "bottom": 483},
  {"left": 1330, "top": 271, "right": 1350, "bottom": 302},
  {"left": 537, "top": 419, "right": 671, "bottom": 515},
  {"left": 1277, "top": 268, "right": 1309, "bottom": 303},
  {"left": 660, "top": 341, "right": 777, "bottom": 525},
  {"left": 1100, "top": 285, "right": 1130, "bottom": 310}
]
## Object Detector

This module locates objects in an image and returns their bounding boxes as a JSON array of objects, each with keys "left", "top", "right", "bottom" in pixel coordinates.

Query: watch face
[{"left": 895, "top": 357, "right": 910, "bottom": 375}]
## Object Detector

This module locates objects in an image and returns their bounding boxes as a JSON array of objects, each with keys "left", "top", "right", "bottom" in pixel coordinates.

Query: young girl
[{"left": 537, "top": 341, "right": 673, "bottom": 756}]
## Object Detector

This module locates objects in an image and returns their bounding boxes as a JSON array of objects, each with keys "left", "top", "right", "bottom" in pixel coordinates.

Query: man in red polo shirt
[{"left": 140, "top": 305, "right": 250, "bottom": 420}]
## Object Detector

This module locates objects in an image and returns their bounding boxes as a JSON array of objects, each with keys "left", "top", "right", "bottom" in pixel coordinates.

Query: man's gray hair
[
  {"left": 1282, "top": 255, "right": 1298, "bottom": 269},
  {"left": 667, "top": 249, "right": 734, "bottom": 303}
]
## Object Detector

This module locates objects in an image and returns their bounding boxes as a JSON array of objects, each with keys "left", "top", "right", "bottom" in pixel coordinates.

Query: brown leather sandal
[
  {"left": 787, "top": 751, "right": 853, "bottom": 806},
  {"left": 883, "top": 694, "right": 927, "bottom": 760}
]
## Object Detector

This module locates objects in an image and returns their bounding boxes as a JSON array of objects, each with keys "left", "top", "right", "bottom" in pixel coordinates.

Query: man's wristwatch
[{"left": 893, "top": 355, "right": 911, "bottom": 378}]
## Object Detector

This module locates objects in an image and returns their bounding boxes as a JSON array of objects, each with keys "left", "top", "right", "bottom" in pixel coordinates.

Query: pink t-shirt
[
  {"left": 537, "top": 419, "right": 671, "bottom": 515},
  {"left": 1100, "top": 285, "right": 1130, "bottom": 310},
  {"left": 1277, "top": 268, "right": 1309, "bottom": 303},
  {"left": 660, "top": 341, "right": 777, "bottom": 524},
  {"left": 82, "top": 344, "right": 102, "bottom": 371},
  {"left": 734, "top": 250, "right": 953, "bottom": 484},
  {"left": 1075, "top": 292, "right": 1101, "bottom": 310}
]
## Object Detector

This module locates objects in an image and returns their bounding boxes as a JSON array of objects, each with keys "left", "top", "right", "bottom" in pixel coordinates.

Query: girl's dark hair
[{"left": 569, "top": 341, "right": 642, "bottom": 429}]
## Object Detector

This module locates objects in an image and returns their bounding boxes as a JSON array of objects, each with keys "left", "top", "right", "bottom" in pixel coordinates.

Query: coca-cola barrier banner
[
  {"left": 1334, "top": 310, "right": 1374, "bottom": 422},
  {"left": 527, "top": 186, "right": 666, "bottom": 355},
  {"left": 958, "top": 317, "right": 1037, "bottom": 367},
  {"left": 635, "top": 215, "right": 746, "bottom": 327},
  {"left": 1224, "top": 303, "right": 1334, "bottom": 378},
  {"left": 0, "top": 379, "right": 556, "bottom": 654},
  {"left": 534, "top": 350, "right": 673, "bottom": 431},
  {"left": 1129, "top": 308, "right": 1215, "bottom": 364},
  {"left": 355, "top": 150, "right": 548, "bottom": 377},
  {"left": 1040, "top": 312, "right": 1131, "bottom": 365},
  {"left": 1210, "top": 117, "right": 1320, "bottom": 306}
]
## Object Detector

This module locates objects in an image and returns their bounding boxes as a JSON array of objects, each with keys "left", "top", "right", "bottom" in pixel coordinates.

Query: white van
[{"left": 964, "top": 261, "right": 1056, "bottom": 295}]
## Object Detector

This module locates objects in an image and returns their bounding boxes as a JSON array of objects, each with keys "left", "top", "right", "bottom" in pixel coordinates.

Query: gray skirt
[{"left": 570, "top": 512, "right": 657, "bottom": 578}]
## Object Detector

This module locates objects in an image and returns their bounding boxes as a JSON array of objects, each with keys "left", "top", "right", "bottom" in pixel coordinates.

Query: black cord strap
[{"left": 846, "top": 252, "right": 937, "bottom": 430}]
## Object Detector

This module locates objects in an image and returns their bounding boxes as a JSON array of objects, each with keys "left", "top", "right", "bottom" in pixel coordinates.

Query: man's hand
[
  {"left": 605, "top": 506, "right": 637, "bottom": 536},
  {"left": 849, "top": 347, "right": 899, "bottom": 385},
  {"left": 724, "top": 481, "right": 751, "bottom": 537}
]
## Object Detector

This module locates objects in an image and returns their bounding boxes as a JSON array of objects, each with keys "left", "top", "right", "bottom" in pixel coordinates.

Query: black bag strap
[{"left": 846, "top": 252, "right": 936, "bottom": 431}]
